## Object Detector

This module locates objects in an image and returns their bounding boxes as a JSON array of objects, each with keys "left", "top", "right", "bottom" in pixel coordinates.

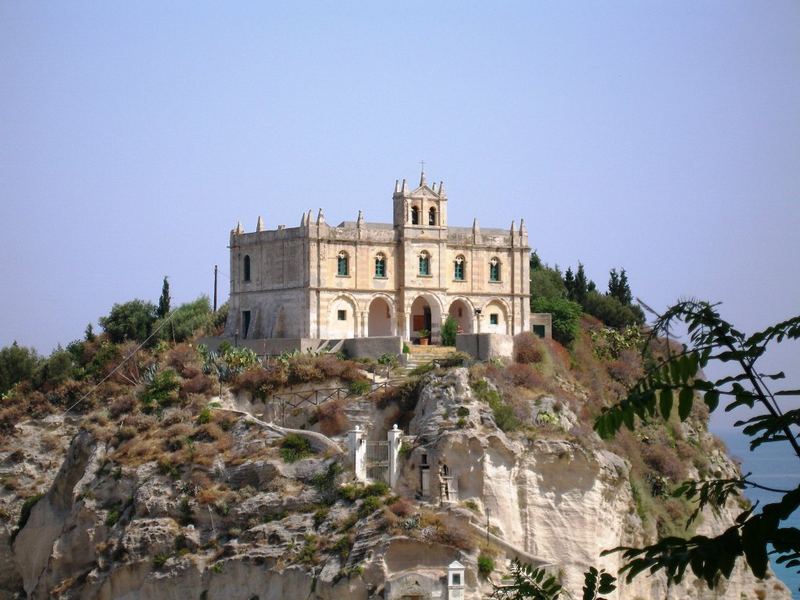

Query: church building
[{"left": 224, "top": 172, "right": 531, "bottom": 344}]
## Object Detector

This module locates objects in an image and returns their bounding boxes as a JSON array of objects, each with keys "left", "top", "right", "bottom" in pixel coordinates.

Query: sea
[{"left": 714, "top": 429, "right": 800, "bottom": 598}]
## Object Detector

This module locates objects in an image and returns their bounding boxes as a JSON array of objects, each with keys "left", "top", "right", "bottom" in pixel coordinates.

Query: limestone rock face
[{"left": 0, "top": 368, "right": 792, "bottom": 600}]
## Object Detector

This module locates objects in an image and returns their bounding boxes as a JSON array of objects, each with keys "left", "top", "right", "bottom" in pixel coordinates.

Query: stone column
[
  {"left": 387, "top": 424, "right": 402, "bottom": 488},
  {"left": 347, "top": 425, "right": 366, "bottom": 482}
]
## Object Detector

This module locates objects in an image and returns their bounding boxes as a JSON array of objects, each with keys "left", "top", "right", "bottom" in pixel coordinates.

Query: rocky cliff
[{"left": 0, "top": 342, "right": 791, "bottom": 599}]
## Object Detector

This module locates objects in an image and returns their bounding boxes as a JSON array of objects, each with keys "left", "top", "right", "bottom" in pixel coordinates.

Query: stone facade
[{"left": 225, "top": 172, "right": 531, "bottom": 343}]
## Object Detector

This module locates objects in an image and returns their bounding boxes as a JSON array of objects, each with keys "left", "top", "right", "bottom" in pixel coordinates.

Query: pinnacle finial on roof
[
  {"left": 234, "top": 221, "right": 244, "bottom": 235},
  {"left": 256, "top": 216, "right": 265, "bottom": 232},
  {"left": 317, "top": 208, "right": 325, "bottom": 225},
  {"left": 510, "top": 220, "right": 516, "bottom": 234},
  {"left": 419, "top": 160, "right": 426, "bottom": 186},
  {"left": 520, "top": 218, "right": 527, "bottom": 235},
  {"left": 300, "top": 211, "right": 307, "bottom": 226},
  {"left": 357, "top": 210, "right": 364, "bottom": 227}
]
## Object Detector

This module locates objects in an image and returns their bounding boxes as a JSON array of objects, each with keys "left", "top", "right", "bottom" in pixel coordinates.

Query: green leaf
[
  {"left": 703, "top": 389, "right": 719, "bottom": 412},
  {"left": 659, "top": 388, "right": 673, "bottom": 420},
  {"left": 678, "top": 387, "right": 694, "bottom": 420}
]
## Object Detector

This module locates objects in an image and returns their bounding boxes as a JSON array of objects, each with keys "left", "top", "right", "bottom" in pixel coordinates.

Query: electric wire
[{"left": 62, "top": 311, "right": 177, "bottom": 416}]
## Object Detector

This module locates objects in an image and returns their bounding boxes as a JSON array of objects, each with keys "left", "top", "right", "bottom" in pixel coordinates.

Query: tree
[
  {"left": 608, "top": 268, "right": 633, "bottom": 306},
  {"left": 563, "top": 267, "right": 575, "bottom": 301},
  {"left": 84, "top": 323, "right": 96, "bottom": 342},
  {"left": 594, "top": 301, "right": 800, "bottom": 591},
  {"left": 530, "top": 254, "right": 567, "bottom": 303},
  {"left": 573, "top": 263, "right": 589, "bottom": 305},
  {"left": 99, "top": 300, "right": 157, "bottom": 344},
  {"left": 0, "top": 342, "right": 40, "bottom": 394},
  {"left": 531, "top": 297, "right": 582, "bottom": 346},
  {"left": 157, "top": 276, "right": 171, "bottom": 318},
  {"left": 582, "top": 291, "right": 644, "bottom": 329},
  {"left": 34, "top": 346, "right": 75, "bottom": 389},
  {"left": 156, "top": 296, "right": 213, "bottom": 343},
  {"left": 441, "top": 315, "right": 458, "bottom": 346}
]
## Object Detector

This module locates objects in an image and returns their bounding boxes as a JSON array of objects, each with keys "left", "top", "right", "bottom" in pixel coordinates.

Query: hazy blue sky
[{"left": 1, "top": 2, "right": 798, "bottom": 427}]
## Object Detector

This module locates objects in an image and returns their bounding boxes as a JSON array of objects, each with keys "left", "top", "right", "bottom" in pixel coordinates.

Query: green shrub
[
  {"left": 140, "top": 369, "right": 181, "bottom": 411},
  {"left": 478, "top": 554, "right": 495, "bottom": 578},
  {"left": 99, "top": 299, "right": 157, "bottom": 344},
  {"left": 35, "top": 347, "right": 74, "bottom": 389},
  {"left": 297, "top": 534, "right": 319, "bottom": 564},
  {"left": 402, "top": 343, "right": 410, "bottom": 354},
  {"left": 441, "top": 315, "right": 458, "bottom": 347},
  {"left": 196, "top": 407, "right": 212, "bottom": 424},
  {"left": 472, "top": 379, "right": 519, "bottom": 432},
  {"left": 358, "top": 495, "right": 382, "bottom": 518},
  {"left": 583, "top": 290, "right": 644, "bottom": 328},
  {"left": 153, "top": 554, "right": 169, "bottom": 568},
  {"left": 531, "top": 297, "right": 582, "bottom": 346},
  {"left": 156, "top": 296, "right": 213, "bottom": 343},
  {"left": 377, "top": 353, "right": 399, "bottom": 367},
  {"left": 333, "top": 534, "right": 354, "bottom": 559},
  {"left": 363, "top": 481, "right": 389, "bottom": 497},
  {"left": 0, "top": 343, "right": 40, "bottom": 394},
  {"left": 279, "top": 434, "right": 313, "bottom": 463},
  {"left": 348, "top": 379, "right": 371, "bottom": 395}
]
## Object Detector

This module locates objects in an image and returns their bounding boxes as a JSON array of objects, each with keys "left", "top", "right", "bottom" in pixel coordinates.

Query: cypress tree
[
  {"left": 157, "top": 276, "right": 171, "bottom": 318},
  {"left": 563, "top": 267, "right": 575, "bottom": 300},
  {"left": 574, "top": 263, "right": 588, "bottom": 305}
]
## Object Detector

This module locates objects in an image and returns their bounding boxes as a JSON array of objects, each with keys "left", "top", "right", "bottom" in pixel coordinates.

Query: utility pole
[{"left": 213, "top": 265, "right": 218, "bottom": 312}]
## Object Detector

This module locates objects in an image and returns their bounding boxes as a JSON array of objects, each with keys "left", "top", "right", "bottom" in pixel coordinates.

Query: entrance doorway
[
  {"left": 368, "top": 297, "right": 393, "bottom": 336},
  {"left": 410, "top": 296, "right": 432, "bottom": 340}
]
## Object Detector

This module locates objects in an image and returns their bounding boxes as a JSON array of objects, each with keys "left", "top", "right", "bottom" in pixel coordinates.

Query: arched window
[
  {"left": 243, "top": 255, "right": 251, "bottom": 282},
  {"left": 454, "top": 255, "right": 465, "bottom": 281},
  {"left": 419, "top": 251, "right": 430, "bottom": 276},
  {"left": 337, "top": 251, "right": 349, "bottom": 276},
  {"left": 411, "top": 206, "right": 419, "bottom": 225},
  {"left": 428, "top": 207, "right": 437, "bottom": 225},
  {"left": 375, "top": 253, "right": 386, "bottom": 277},
  {"left": 489, "top": 257, "right": 501, "bottom": 282}
]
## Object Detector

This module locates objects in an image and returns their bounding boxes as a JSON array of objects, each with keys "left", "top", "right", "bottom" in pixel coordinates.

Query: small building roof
[{"left": 448, "top": 560, "right": 465, "bottom": 569}]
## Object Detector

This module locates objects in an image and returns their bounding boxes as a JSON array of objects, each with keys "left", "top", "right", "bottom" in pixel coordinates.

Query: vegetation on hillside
[{"left": 529, "top": 252, "right": 644, "bottom": 345}]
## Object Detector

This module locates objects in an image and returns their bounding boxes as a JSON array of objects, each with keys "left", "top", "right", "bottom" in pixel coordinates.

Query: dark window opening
[
  {"left": 242, "top": 310, "right": 251, "bottom": 338},
  {"left": 533, "top": 324, "right": 546, "bottom": 338},
  {"left": 490, "top": 313, "right": 499, "bottom": 325},
  {"left": 454, "top": 256, "right": 465, "bottom": 280},
  {"left": 428, "top": 207, "right": 437, "bottom": 225},
  {"left": 489, "top": 258, "right": 501, "bottom": 282},
  {"left": 337, "top": 252, "right": 349, "bottom": 276},
  {"left": 375, "top": 254, "right": 386, "bottom": 277},
  {"left": 419, "top": 252, "right": 430, "bottom": 276},
  {"left": 411, "top": 206, "right": 419, "bottom": 225},
  {"left": 337, "top": 309, "right": 347, "bottom": 321},
  {"left": 243, "top": 255, "right": 251, "bottom": 282}
]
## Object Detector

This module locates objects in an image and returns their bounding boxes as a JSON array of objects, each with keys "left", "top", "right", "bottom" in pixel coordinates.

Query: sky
[{"left": 1, "top": 2, "right": 798, "bottom": 429}]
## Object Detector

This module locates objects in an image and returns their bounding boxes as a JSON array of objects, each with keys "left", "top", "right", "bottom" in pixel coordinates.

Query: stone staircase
[{"left": 404, "top": 344, "right": 457, "bottom": 371}]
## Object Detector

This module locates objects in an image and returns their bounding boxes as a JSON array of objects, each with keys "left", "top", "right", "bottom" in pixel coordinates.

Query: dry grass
[{"left": 315, "top": 399, "right": 348, "bottom": 436}]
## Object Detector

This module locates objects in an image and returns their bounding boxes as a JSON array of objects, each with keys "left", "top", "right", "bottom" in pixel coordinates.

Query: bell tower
[{"left": 392, "top": 168, "right": 448, "bottom": 231}]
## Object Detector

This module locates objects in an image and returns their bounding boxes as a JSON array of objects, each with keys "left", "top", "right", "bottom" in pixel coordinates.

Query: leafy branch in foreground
[
  {"left": 594, "top": 299, "right": 800, "bottom": 589},
  {"left": 491, "top": 561, "right": 616, "bottom": 600},
  {"left": 491, "top": 560, "right": 562, "bottom": 599}
]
